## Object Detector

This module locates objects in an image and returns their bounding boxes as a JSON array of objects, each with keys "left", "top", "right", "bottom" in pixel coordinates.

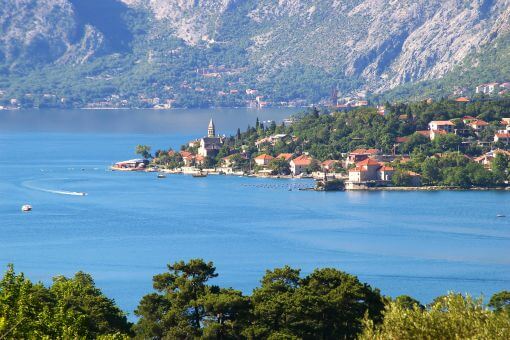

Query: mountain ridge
[{"left": 0, "top": 0, "right": 509, "bottom": 107}]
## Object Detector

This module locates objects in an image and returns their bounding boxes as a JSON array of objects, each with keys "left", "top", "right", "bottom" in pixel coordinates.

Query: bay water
[{"left": 1, "top": 108, "right": 509, "bottom": 318}]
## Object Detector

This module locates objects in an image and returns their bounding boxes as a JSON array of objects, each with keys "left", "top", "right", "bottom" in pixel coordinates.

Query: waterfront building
[{"left": 290, "top": 155, "right": 313, "bottom": 176}]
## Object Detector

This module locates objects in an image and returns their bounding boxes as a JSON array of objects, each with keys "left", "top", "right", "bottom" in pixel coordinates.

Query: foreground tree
[
  {"left": 134, "top": 259, "right": 250, "bottom": 339},
  {"left": 0, "top": 265, "right": 132, "bottom": 339},
  {"left": 245, "top": 266, "right": 385, "bottom": 339},
  {"left": 360, "top": 293, "right": 510, "bottom": 339}
]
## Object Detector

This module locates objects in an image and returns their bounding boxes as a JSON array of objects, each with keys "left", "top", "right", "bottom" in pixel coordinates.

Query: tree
[
  {"left": 246, "top": 266, "right": 384, "bottom": 339},
  {"left": 489, "top": 291, "right": 510, "bottom": 315},
  {"left": 433, "top": 134, "right": 462, "bottom": 153},
  {"left": 492, "top": 153, "right": 509, "bottom": 182},
  {"left": 135, "top": 145, "right": 152, "bottom": 159},
  {"left": 306, "top": 159, "right": 321, "bottom": 173},
  {"left": 269, "top": 158, "right": 291, "bottom": 175},
  {"left": 135, "top": 259, "right": 249, "bottom": 339},
  {"left": 360, "top": 293, "right": 510, "bottom": 339},
  {"left": 391, "top": 170, "right": 413, "bottom": 187},
  {"left": 0, "top": 265, "right": 132, "bottom": 339}
]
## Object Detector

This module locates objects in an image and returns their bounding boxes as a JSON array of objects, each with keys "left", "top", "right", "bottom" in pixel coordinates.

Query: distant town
[
  {"left": 112, "top": 95, "right": 510, "bottom": 191},
  {"left": 1, "top": 81, "right": 509, "bottom": 111}
]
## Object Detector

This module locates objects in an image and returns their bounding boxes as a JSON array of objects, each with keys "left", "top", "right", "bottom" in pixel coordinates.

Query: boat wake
[{"left": 22, "top": 180, "right": 87, "bottom": 196}]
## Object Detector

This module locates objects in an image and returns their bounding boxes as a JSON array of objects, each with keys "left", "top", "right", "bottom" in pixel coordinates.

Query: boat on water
[
  {"left": 192, "top": 171, "right": 208, "bottom": 178},
  {"left": 21, "top": 204, "right": 32, "bottom": 212},
  {"left": 497, "top": 214, "right": 506, "bottom": 218},
  {"left": 157, "top": 173, "right": 167, "bottom": 179}
]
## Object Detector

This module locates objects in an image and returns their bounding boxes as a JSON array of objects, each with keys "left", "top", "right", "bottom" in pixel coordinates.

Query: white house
[{"left": 290, "top": 155, "right": 313, "bottom": 176}]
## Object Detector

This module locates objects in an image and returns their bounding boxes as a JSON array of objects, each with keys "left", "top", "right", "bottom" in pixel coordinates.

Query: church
[{"left": 198, "top": 119, "right": 223, "bottom": 157}]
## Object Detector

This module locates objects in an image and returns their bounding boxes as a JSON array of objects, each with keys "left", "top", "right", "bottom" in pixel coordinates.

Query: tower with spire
[
  {"left": 198, "top": 118, "right": 223, "bottom": 157},
  {"left": 208, "top": 118, "right": 215, "bottom": 137}
]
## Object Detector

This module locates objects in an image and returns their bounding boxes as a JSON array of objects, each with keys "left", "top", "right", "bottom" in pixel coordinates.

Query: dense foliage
[
  {"left": 361, "top": 293, "right": 510, "bottom": 339},
  {"left": 0, "top": 265, "right": 132, "bottom": 339},
  {"left": 1, "top": 261, "right": 509, "bottom": 339}
]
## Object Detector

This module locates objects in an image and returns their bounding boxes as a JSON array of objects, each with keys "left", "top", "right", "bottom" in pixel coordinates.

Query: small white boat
[
  {"left": 157, "top": 173, "right": 167, "bottom": 179},
  {"left": 496, "top": 214, "right": 506, "bottom": 218},
  {"left": 21, "top": 204, "right": 32, "bottom": 212}
]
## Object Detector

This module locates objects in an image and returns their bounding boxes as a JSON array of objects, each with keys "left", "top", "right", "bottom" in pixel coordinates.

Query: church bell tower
[{"left": 208, "top": 118, "right": 215, "bottom": 137}]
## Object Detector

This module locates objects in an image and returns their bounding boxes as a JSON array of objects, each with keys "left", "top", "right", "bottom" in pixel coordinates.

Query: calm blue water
[{"left": 1, "top": 109, "right": 510, "bottom": 318}]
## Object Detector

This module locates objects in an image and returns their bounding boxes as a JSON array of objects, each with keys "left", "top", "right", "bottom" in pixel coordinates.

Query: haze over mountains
[{"left": 1, "top": 0, "right": 509, "bottom": 107}]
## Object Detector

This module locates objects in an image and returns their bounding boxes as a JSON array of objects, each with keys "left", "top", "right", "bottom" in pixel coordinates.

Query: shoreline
[{"left": 110, "top": 167, "right": 510, "bottom": 191}]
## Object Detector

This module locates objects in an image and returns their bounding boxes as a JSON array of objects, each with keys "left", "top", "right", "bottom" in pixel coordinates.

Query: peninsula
[{"left": 113, "top": 97, "right": 510, "bottom": 190}]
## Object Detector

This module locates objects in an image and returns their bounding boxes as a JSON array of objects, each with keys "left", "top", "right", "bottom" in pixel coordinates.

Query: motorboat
[
  {"left": 157, "top": 173, "right": 167, "bottom": 179},
  {"left": 21, "top": 204, "right": 32, "bottom": 212}
]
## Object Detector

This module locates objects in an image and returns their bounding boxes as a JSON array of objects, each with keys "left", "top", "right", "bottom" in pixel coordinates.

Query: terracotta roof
[
  {"left": 350, "top": 148, "right": 380, "bottom": 155},
  {"left": 396, "top": 137, "right": 409, "bottom": 143},
  {"left": 470, "top": 120, "right": 489, "bottom": 126},
  {"left": 496, "top": 133, "right": 510, "bottom": 138},
  {"left": 276, "top": 153, "right": 293, "bottom": 161},
  {"left": 291, "top": 155, "right": 313, "bottom": 166},
  {"left": 356, "top": 158, "right": 380, "bottom": 167},
  {"left": 195, "top": 155, "right": 205, "bottom": 162},
  {"left": 180, "top": 151, "right": 194, "bottom": 158},
  {"left": 255, "top": 154, "right": 274, "bottom": 161},
  {"left": 378, "top": 166, "right": 395, "bottom": 171},
  {"left": 455, "top": 97, "right": 470, "bottom": 102}
]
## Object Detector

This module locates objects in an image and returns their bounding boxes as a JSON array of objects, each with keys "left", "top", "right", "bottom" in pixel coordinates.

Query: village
[{"left": 112, "top": 99, "right": 510, "bottom": 191}]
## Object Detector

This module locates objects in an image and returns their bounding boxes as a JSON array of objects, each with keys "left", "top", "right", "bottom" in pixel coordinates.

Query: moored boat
[
  {"left": 192, "top": 171, "right": 208, "bottom": 178},
  {"left": 21, "top": 204, "right": 32, "bottom": 212}
]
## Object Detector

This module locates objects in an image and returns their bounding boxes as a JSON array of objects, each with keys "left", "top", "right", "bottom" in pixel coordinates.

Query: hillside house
[
  {"left": 276, "top": 153, "right": 293, "bottom": 161},
  {"left": 429, "top": 121, "right": 455, "bottom": 133},
  {"left": 347, "top": 159, "right": 420, "bottom": 188},
  {"left": 321, "top": 160, "right": 339, "bottom": 172},
  {"left": 254, "top": 154, "right": 274, "bottom": 167},
  {"left": 494, "top": 132, "right": 510, "bottom": 144},
  {"left": 467, "top": 119, "right": 489, "bottom": 133},
  {"left": 476, "top": 83, "right": 499, "bottom": 95},
  {"left": 474, "top": 149, "right": 510, "bottom": 169},
  {"left": 290, "top": 155, "right": 313, "bottom": 176},
  {"left": 346, "top": 148, "right": 380, "bottom": 167}
]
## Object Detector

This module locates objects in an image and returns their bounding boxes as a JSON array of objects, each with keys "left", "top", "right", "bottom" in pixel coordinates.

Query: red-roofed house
[
  {"left": 378, "top": 165, "right": 395, "bottom": 181},
  {"left": 429, "top": 120, "right": 455, "bottom": 133},
  {"left": 348, "top": 158, "right": 382, "bottom": 182},
  {"left": 468, "top": 119, "right": 489, "bottom": 132},
  {"left": 276, "top": 153, "right": 293, "bottom": 161},
  {"left": 346, "top": 148, "right": 381, "bottom": 166},
  {"left": 290, "top": 155, "right": 313, "bottom": 175},
  {"left": 321, "top": 160, "right": 339, "bottom": 172},
  {"left": 254, "top": 154, "right": 274, "bottom": 166},
  {"left": 180, "top": 151, "right": 195, "bottom": 166},
  {"left": 494, "top": 133, "right": 510, "bottom": 144}
]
